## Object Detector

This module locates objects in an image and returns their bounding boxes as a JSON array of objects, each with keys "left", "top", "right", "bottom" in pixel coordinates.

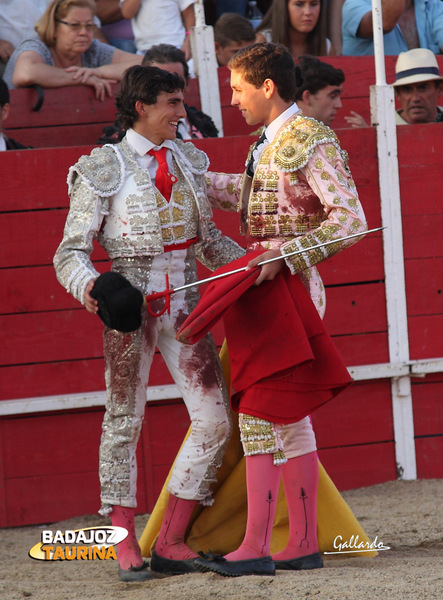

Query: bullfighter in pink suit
[
  {"left": 194, "top": 42, "right": 367, "bottom": 577},
  {"left": 206, "top": 105, "right": 365, "bottom": 320}
]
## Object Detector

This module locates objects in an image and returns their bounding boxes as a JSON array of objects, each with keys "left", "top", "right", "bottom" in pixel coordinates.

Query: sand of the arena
[{"left": 1, "top": 478, "right": 441, "bottom": 600}]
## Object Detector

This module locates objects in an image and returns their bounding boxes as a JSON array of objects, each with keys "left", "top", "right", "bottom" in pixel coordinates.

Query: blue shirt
[{"left": 342, "top": 0, "right": 443, "bottom": 56}]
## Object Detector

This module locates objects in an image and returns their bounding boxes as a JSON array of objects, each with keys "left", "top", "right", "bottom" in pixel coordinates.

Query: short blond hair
[{"left": 35, "top": 0, "right": 96, "bottom": 48}]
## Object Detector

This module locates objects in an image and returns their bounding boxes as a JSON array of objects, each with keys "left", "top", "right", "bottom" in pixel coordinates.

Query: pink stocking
[
  {"left": 110, "top": 505, "right": 143, "bottom": 570},
  {"left": 225, "top": 453, "right": 282, "bottom": 561},
  {"left": 155, "top": 495, "right": 198, "bottom": 560},
  {"left": 272, "top": 451, "right": 319, "bottom": 561}
]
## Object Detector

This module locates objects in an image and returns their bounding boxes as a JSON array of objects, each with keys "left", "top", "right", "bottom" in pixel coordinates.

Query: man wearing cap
[
  {"left": 393, "top": 48, "right": 443, "bottom": 124},
  {"left": 54, "top": 65, "right": 243, "bottom": 581},
  {"left": 342, "top": 0, "right": 443, "bottom": 56}
]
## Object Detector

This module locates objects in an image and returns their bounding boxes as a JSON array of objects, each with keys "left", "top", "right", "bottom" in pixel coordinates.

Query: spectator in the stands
[
  {"left": 295, "top": 55, "right": 345, "bottom": 126},
  {"left": 98, "top": 43, "right": 218, "bottom": 144},
  {"left": 346, "top": 48, "right": 443, "bottom": 127},
  {"left": 0, "top": 78, "right": 30, "bottom": 150},
  {"left": 214, "top": 12, "right": 257, "bottom": 66},
  {"left": 3, "top": 0, "right": 141, "bottom": 100},
  {"left": 120, "top": 1, "right": 195, "bottom": 60},
  {"left": 0, "top": 1, "right": 52, "bottom": 76},
  {"left": 0, "top": 0, "right": 116, "bottom": 77},
  {"left": 255, "top": 0, "right": 334, "bottom": 59},
  {"left": 342, "top": 0, "right": 443, "bottom": 56},
  {"left": 393, "top": 48, "right": 443, "bottom": 124},
  {"left": 96, "top": 0, "right": 136, "bottom": 53}
]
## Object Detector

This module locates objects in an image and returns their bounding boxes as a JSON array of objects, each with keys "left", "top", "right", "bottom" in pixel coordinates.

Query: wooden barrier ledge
[{"left": 5, "top": 57, "right": 443, "bottom": 149}]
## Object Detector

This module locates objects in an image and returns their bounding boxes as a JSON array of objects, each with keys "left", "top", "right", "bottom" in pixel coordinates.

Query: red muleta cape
[{"left": 177, "top": 252, "right": 352, "bottom": 424}]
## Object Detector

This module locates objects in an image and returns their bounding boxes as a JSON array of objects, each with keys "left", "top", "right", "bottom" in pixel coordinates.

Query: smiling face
[
  {"left": 288, "top": 0, "right": 321, "bottom": 34},
  {"left": 230, "top": 69, "right": 272, "bottom": 126},
  {"left": 396, "top": 80, "right": 442, "bottom": 123},
  {"left": 135, "top": 90, "right": 187, "bottom": 145},
  {"left": 54, "top": 6, "right": 95, "bottom": 56}
]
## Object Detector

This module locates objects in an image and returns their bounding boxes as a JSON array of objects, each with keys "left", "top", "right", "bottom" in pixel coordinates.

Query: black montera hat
[{"left": 90, "top": 271, "right": 144, "bottom": 333}]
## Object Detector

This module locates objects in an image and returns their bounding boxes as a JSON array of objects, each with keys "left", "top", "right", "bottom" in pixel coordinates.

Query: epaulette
[
  {"left": 67, "top": 144, "right": 124, "bottom": 197},
  {"left": 173, "top": 138, "right": 210, "bottom": 175},
  {"left": 272, "top": 115, "right": 340, "bottom": 172}
]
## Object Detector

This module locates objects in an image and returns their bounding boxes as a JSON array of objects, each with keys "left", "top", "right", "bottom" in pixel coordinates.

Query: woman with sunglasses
[{"left": 3, "top": 0, "right": 141, "bottom": 100}]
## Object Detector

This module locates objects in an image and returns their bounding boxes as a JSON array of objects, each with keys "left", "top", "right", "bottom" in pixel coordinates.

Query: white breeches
[{"left": 99, "top": 250, "right": 231, "bottom": 515}]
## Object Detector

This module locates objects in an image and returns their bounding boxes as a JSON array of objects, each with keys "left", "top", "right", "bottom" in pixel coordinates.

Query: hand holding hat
[{"left": 90, "top": 272, "right": 144, "bottom": 333}]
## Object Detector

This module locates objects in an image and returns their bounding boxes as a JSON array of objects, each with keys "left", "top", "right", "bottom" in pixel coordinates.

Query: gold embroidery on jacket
[{"left": 274, "top": 116, "right": 340, "bottom": 171}]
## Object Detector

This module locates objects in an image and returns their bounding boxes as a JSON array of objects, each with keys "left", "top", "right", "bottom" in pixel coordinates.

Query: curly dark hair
[{"left": 115, "top": 65, "right": 185, "bottom": 130}]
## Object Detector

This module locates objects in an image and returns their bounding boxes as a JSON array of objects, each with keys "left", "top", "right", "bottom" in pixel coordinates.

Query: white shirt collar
[
  {"left": 263, "top": 103, "right": 300, "bottom": 144},
  {"left": 125, "top": 128, "right": 176, "bottom": 156},
  {"left": 0, "top": 132, "right": 7, "bottom": 152}
]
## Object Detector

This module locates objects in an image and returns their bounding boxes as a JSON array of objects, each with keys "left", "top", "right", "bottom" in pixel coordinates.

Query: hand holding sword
[
  {"left": 90, "top": 227, "right": 383, "bottom": 331},
  {"left": 247, "top": 247, "right": 285, "bottom": 285}
]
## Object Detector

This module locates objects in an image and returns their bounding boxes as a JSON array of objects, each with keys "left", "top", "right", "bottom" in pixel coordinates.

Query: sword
[{"left": 144, "top": 226, "right": 383, "bottom": 316}]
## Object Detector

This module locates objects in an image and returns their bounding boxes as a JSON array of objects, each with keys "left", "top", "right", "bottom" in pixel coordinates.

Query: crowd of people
[
  {"left": 1, "top": 1, "right": 443, "bottom": 70},
  {"left": 2, "top": 2, "right": 442, "bottom": 71}
]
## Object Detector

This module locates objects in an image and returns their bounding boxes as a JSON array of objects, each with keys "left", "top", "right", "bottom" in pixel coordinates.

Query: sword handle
[{"left": 145, "top": 274, "right": 173, "bottom": 317}]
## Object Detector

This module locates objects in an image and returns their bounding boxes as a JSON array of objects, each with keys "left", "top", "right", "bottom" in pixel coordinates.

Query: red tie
[{"left": 148, "top": 147, "right": 177, "bottom": 202}]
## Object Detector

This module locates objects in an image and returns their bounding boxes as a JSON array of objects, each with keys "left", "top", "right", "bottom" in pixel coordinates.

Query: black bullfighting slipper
[
  {"left": 150, "top": 549, "right": 198, "bottom": 575},
  {"left": 273, "top": 551, "right": 324, "bottom": 570},
  {"left": 193, "top": 552, "right": 275, "bottom": 577},
  {"left": 118, "top": 561, "right": 151, "bottom": 582}
]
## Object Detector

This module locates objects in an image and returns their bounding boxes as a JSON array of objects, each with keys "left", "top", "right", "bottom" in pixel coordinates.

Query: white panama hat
[{"left": 392, "top": 48, "right": 443, "bottom": 87}]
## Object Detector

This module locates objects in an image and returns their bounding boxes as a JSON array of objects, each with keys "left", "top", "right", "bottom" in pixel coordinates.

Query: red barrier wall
[{"left": 1, "top": 121, "right": 442, "bottom": 527}]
